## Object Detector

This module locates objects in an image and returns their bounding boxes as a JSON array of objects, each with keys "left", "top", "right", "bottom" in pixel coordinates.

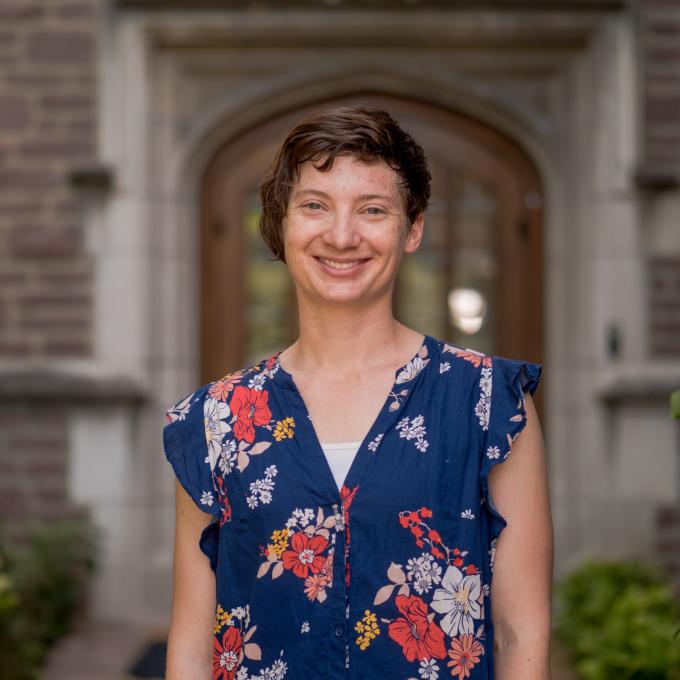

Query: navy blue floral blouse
[{"left": 162, "top": 334, "right": 542, "bottom": 680}]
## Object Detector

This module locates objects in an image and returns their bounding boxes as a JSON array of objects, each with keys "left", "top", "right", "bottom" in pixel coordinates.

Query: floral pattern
[
  {"left": 161, "top": 335, "right": 543, "bottom": 679},
  {"left": 257, "top": 503, "right": 342, "bottom": 603},
  {"left": 369, "top": 507, "right": 486, "bottom": 677},
  {"left": 212, "top": 603, "right": 288, "bottom": 680},
  {"left": 396, "top": 415, "right": 429, "bottom": 452}
]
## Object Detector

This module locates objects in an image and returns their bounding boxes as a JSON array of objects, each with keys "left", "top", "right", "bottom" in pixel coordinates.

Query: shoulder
[
  {"left": 433, "top": 338, "right": 493, "bottom": 392},
  {"left": 434, "top": 338, "right": 541, "bottom": 393},
  {"left": 431, "top": 338, "right": 542, "bottom": 428},
  {"left": 164, "top": 351, "right": 280, "bottom": 424}
]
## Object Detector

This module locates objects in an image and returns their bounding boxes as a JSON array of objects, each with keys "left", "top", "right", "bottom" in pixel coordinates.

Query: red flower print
[
  {"left": 340, "top": 484, "right": 359, "bottom": 508},
  {"left": 465, "top": 564, "right": 478, "bottom": 575},
  {"left": 212, "top": 626, "right": 242, "bottom": 680},
  {"left": 304, "top": 572, "right": 330, "bottom": 600},
  {"left": 229, "top": 385, "right": 272, "bottom": 443},
  {"left": 431, "top": 546, "right": 445, "bottom": 560},
  {"left": 419, "top": 507, "right": 433, "bottom": 518},
  {"left": 209, "top": 372, "right": 243, "bottom": 401},
  {"left": 447, "top": 633, "right": 484, "bottom": 679},
  {"left": 428, "top": 529, "right": 442, "bottom": 543},
  {"left": 446, "top": 347, "right": 492, "bottom": 369},
  {"left": 281, "top": 532, "right": 329, "bottom": 579},
  {"left": 340, "top": 484, "right": 359, "bottom": 587},
  {"left": 215, "top": 476, "right": 232, "bottom": 526},
  {"left": 387, "top": 594, "right": 446, "bottom": 662}
]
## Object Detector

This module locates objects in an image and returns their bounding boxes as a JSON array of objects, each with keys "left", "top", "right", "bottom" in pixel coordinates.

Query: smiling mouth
[{"left": 315, "top": 257, "right": 370, "bottom": 270}]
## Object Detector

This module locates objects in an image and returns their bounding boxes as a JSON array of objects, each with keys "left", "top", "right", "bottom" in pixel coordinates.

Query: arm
[
  {"left": 488, "top": 392, "right": 554, "bottom": 679},
  {"left": 166, "top": 479, "right": 216, "bottom": 680}
]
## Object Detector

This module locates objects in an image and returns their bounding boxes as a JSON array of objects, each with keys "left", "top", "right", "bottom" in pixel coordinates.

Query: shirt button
[{"left": 334, "top": 626, "right": 344, "bottom": 638}]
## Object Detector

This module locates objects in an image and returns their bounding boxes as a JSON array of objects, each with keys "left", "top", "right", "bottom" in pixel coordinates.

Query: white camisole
[{"left": 318, "top": 440, "right": 362, "bottom": 491}]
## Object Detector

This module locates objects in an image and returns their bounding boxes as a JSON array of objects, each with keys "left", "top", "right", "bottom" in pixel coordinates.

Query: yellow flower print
[
  {"left": 267, "top": 528, "right": 290, "bottom": 558},
  {"left": 354, "top": 609, "right": 380, "bottom": 650},
  {"left": 213, "top": 603, "right": 232, "bottom": 634},
  {"left": 273, "top": 416, "right": 295, "bottom": 442}
]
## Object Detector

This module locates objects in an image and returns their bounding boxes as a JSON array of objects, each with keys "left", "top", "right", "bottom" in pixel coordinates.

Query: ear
[{"left": 403, "top": 212, "right": 425, "bottom": 254}]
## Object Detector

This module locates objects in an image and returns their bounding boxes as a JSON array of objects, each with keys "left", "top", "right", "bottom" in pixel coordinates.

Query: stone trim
[
  {"left": 116, "top": 0, "right": 625, "bottom": 9},
  {"left": 0, "top": 370, "right": 148, "bottom": 405}
]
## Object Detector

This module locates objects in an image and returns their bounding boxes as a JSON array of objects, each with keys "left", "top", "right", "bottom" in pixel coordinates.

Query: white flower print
[
  {"left": 286, "top": 507, "right": 315, "bottom": 529},
  {"left": 489, "top": 538, "right": 497, "bottom": 572},
  {"left": 165, "top": 391, "right": 195, "bottom": 423},
  {"left": 418, "top": 658, "right": 440, "bottom": 679},
  {"left": 260, "top": 657, "right": 288, "bottom": 680},
  {"left": 461, "top": 509, "right": 475, "bottom": 520},
  {"left": 415, "top": 438, "right": 429, "bottom": 453},
  {"left": 216, "top": 647, "right": 239, "bottom": 674},
  {"left": 218, "top": 439, "right": 238, "bottom": 474},
  {"left": 430, "top": 565, "right": 482, "bottom": 636},
  {"left": 395, "top": 354, "right": 430, "bottom": 384},
  {"left": 237, "top": 668, "right": 249, "bottom": 680},
  {"left": 406, "top": 553, "right": 442, "bottom": 595},
  {"left": 479, "top": 367, "right": 492, "bottom": 397},
  {"left": 204, "top": 396, "right": 232, "bottom": 471},
  {"left": 475, "top": 366, "right": 492, "bottom": 431},
  {"left": 396, "top": 414, "right": 429, "bottom": 452},
  {"left": 247, "top": 371, "right": 268, "bottom": 390},
  {"left": 486, "top": 445, "right": 501, "bottom": 460},
  {"left": 439, "top": 361, "right": 450, "bottom": 374},
  {"left": 367, "top": 433, "right": 384, "bottom": 452},
  {"left": 200, "top": 491, "right": 214, "bottom": 507},
  {"left": 246, "top": 466, "right": 278, "bottom": 509},
  {"left": 301, "top": 620, "right": 310, "bottom": 633}
]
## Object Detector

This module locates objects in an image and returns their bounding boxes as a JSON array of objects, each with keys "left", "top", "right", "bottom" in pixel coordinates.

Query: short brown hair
[{"left": 258, "top": 105, "right": 431, "bottom": 263}]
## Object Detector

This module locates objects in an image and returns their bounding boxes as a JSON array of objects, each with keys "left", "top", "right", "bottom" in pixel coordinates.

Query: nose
[{"left": 321, "top": 208, "right": 362, "bottom": 250}]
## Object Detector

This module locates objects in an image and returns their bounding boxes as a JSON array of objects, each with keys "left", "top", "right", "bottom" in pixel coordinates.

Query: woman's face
[{"left": 282, "top": 153, "right": 424, "bottom": 308}]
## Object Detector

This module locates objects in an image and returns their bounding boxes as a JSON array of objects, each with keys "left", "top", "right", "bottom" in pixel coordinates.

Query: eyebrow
[{"left": 291, "top": 189, "right": 396, "bottom": 203}]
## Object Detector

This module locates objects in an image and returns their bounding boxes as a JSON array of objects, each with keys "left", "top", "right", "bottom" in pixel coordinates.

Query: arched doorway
[{"left": 199, "top": 95, "right": 544, "bottom": 409}]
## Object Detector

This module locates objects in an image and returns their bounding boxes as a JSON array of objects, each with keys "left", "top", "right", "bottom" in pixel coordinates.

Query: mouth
[{"left": 314, "top": 256, "right": 371, "bottom": 274}]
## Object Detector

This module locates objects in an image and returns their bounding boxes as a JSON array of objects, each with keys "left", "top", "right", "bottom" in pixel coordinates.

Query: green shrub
[
  {"left": 556, "top": 560, "right": 680, "bottom": 680},
  {"left": 0, "top": 519, "right": 100, "bottom": 680}
]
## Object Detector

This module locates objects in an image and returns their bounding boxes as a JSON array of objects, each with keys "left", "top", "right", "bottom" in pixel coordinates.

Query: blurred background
[{"left": 1, "top": 0, "right": 679, "bottom": 678}]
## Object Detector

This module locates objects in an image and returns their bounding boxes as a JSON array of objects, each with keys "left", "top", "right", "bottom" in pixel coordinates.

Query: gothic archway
[{"left": 199, "top": 94, "right": 544, "bottom": 411}]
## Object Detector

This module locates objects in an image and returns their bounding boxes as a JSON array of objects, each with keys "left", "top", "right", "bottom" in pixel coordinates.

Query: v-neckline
[{"left": 270, "top": 333, "right": 437, "bottom": 503}]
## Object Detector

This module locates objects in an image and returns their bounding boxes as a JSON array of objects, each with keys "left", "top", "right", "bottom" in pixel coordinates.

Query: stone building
[{"left": 0, "top": 0, "right": 679, "bottom": 627}]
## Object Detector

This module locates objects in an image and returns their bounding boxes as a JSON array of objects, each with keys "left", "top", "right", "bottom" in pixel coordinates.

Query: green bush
[
  {"left": 0, "top": 519, "right": 99, "bottom": 680},
  {"left": 556, "top": 560, "right": 680, "bottom": 680}
]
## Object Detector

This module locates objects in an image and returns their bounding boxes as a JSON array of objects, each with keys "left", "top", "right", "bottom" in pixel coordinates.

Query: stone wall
[
  {"left": 0, "top": 0, "right": 99, "bottom": 360},
  {"left": 641, "top": 0, "right": 680, "bottom": 174},
  {"left": 0, "top": 0, "right": 100, "bottom": 535},
  {"left": 640, "top": 0, "right": 680, "bottom": 358}
]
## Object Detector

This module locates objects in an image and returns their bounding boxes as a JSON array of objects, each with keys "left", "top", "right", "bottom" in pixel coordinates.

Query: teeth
[{"left": 318, "top": 258, "right": 365, "bottom": 270}]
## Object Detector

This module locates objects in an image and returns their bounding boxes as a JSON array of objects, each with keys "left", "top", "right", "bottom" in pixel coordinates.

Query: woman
[{"left": 163, "top": 105, "right": 553, "bottom": 680}]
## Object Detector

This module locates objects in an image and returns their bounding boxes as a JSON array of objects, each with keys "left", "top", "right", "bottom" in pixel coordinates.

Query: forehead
[{"left": 294, "top": 154, "right": 401, "bottom": 196}]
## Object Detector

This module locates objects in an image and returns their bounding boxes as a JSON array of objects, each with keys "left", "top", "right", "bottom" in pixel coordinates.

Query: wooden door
[{"left": 200, "top": 95, "right": 544, "bottom": 412}]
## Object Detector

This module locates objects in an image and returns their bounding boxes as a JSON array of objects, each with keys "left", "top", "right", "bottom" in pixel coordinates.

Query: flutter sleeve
[
  {"left": 479, "top": 355, "right": 543, "bottom": 540},
  {"left": 162, "top": 383, "right": 221, "bottom": 518}
]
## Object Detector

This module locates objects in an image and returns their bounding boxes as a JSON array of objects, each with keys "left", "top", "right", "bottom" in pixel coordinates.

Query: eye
[
  {"left": 365, "top": 207, "right": 386, "bottom": 215},
  {"left": 302, "top": 201, "right": 323, "bottom": 210}
]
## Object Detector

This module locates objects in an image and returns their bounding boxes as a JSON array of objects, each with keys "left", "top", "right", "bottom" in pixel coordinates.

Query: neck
[{"left": 279, "top": 306, "right": 421, "bottom": 379}]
